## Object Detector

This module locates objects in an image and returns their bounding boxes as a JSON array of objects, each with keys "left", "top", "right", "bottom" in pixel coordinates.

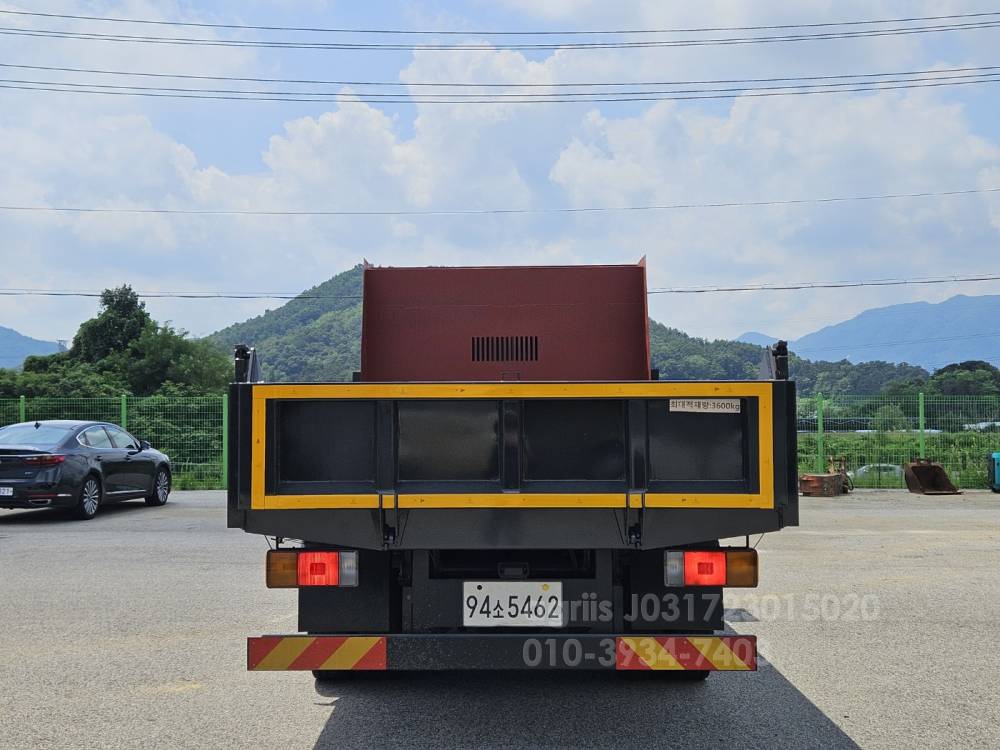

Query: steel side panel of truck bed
[
  {"left": 227, "top": 380, "right": 798, "bottom": 550},
  {"left": 359, "top": 264, "right": 651, "bottom": 382}
]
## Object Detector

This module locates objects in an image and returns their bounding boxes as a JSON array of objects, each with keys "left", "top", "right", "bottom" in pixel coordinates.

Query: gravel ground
[{"left": 0, "top": 490, "right": 997, "bottom": 749}]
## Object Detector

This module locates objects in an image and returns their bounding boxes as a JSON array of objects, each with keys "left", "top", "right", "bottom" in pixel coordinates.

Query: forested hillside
[
  {"left": 207, "top": 265, "right": 364, "bottom": 382},
  {"left": 207, "top": 265, "right": 930, "bottom": 395},
  {"left": 649, "top": 321, "right": 927, "bottom": 394}
]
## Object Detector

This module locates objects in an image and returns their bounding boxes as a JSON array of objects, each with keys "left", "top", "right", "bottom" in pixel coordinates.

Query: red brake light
[
  {"left": 297, "top": 551, "right": 340, "bottom": 587},
  {"left": 684, "top": 551, "right": 726, "bottom": 586},
  {"left": 24, "top": 454, "right": 66, "bottom": 466}
]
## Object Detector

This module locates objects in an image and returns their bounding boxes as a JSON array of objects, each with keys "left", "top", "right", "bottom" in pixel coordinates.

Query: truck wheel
[
  {"left": 145, "top": 468, "right": 170, "bottom": 506},
  {"left": 72, "top": 476, "right": 101, "bottom": 520}
]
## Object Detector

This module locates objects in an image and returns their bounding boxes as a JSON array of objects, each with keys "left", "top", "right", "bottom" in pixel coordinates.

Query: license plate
[
  {"left": 463, "top": 581, "right": 564, "bottom": 627},
  {"left": 0, "top": 487, "right": 12, "bottom": 496}
]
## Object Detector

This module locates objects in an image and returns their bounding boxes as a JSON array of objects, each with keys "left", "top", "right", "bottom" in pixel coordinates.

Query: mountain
[
  {"left": 0, "top": 326, "right": 62, "bottom": 369},
  {"left": 207, "top": 265, "right": 363, "bottom": 382},
  {"left": 649, "top": 322, "right": 925, "bottom": 395},
  {"left": 206, "top": 265, "right": 926, "bottom": 395},
  {"left": 736, "top": 331, "right": 780, "bottom": 346},
  {"left": 789, "top": 294, "right": 1000, "bottom": 370}
]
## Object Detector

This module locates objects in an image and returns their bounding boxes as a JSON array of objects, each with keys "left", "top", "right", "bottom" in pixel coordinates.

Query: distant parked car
[
  {"left": 847, "top": 464, "right": 904, "bottom": 481},
  {"left": 0, "top": 420, "right": 171, "bottom": 520}
]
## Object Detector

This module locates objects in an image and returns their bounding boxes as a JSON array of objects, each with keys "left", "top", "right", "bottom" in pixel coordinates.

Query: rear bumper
[
  {"left": 247, "top": 634, "right": 756, "bottom": 672},
  {"left": 0, "top": 488, "right": 75, "bottom": 509}
]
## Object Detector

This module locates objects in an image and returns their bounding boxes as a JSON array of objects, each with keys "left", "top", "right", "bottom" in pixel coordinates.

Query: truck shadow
[{"left": 310, "top": 661, "right": 860, "bottom": 749}]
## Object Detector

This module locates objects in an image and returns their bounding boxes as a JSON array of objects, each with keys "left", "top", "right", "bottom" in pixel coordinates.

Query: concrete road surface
[{"left": 1, "top": 491, "right": 997, "bottom": 749}]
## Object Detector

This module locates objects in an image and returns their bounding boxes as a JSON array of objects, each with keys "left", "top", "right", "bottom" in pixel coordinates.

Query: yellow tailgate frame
[{"left": 250, "top": 382, "right": 774, "bottom": 510}]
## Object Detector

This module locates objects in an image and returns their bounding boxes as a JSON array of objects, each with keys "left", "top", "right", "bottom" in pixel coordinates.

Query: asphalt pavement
[{"left": 1, "top": 491, "right": 997, "bottom": 749}]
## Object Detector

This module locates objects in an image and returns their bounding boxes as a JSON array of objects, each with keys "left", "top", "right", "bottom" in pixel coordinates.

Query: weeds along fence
[
  {"left": 1, "top": 394, "right": 998, "bottom": 491},
  {"left": 0, "top": 395, "right": 225, "bottom": 490}
]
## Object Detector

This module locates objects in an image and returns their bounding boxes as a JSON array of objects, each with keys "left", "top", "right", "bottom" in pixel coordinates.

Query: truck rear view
[{"left": 228, "top": 262, "right": 798, "bottom": 675}]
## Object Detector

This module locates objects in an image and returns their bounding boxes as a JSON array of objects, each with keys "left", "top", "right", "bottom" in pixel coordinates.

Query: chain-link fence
[
  {"left": 0, "top": 397, "right": 19, "bottom": 427},
  {"left": 0, "top": 395, "right": 225, "bottom": 489},
  {"left": 2, "top": 393, "right": 998, "bottom": 490},
  {"left": 798, "top": 394, "right": 1000, "bottom": 489}
]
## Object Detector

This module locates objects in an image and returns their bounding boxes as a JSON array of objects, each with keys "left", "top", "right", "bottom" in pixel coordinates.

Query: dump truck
[{"left": 228, "top": 262, "right": 798, "bottom": 676}]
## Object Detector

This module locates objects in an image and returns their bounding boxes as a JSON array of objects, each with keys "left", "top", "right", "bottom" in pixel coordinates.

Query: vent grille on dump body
[{"left": 471, "top": 336, "right": 538, "bottom": 363}]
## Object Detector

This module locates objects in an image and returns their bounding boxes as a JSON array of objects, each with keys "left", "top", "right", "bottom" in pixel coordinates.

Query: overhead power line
[
  {"left": 0, "top": 289, "right": 360, "bottom": 300},
  {"left": 1, "top": 186, "right": 998, "bottom": 217},
  {"left": 6, "top": 61, "right": 1000, "bottom": 88},
  {"left": 921, "top": 355, "right": 1000, "bottom": 369},
  {"left": 1, "top": 8, "right": 998, "bottom": 36},
  {"left": 647, "top": 274, "right": 1000, "bottom": 294},
  {"left": 2, "top": 274, "right": 1000, "bottom": 301},
  {"left": 794, "top": 330, "right": 1000, "bottom": 353},
  {"left": 1, "top": 18, "right": 999, "bottom": 52},
  {"left": 3, "top": 73, "right": 1000, "bottom": 101},
  {"left": 5, "top": 64, "right": 1000, "bottom": 103},
  {"left": 771, "top": 294, "right": 1000, "bottom": 330},
  {"left": 2, "top": 67, "right": 1000, "bottom": 102},
  {"left": 3, "top": 76, "right": 999, "bottom": 104}
]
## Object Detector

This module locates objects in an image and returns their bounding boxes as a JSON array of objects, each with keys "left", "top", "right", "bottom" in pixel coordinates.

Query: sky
[{"left": 2, "top": 0, "right": 1000, "bottom": 354}]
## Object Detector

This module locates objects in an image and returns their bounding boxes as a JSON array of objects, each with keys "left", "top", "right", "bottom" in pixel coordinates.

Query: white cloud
[
  {"left": 1, "top": 0, "right": 1000, "bottom": 346},
  {"left": 547, "top": 89, "right": 1000, "bottom": 337}
]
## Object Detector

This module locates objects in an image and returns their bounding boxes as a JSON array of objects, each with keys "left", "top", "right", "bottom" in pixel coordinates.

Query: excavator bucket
[{"left": 904, "top": 459, "right": 961, "bottom": 495}]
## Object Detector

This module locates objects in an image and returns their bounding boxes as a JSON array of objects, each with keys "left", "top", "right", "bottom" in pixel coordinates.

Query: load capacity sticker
[{"left": 669, "top": 398, "right": 742, "bottom": 414}]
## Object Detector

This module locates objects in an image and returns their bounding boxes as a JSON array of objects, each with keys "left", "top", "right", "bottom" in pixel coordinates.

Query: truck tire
[
  {"left": 145, "top": 468, "right": 171, "bottom": 506},
  {"left": 72, "top": 476, "right": 101, "bottom": 520}
]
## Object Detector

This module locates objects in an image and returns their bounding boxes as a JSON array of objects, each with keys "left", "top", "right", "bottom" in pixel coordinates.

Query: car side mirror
[{"left": 139, "top": 440, "right": 151, "bottom": 451}]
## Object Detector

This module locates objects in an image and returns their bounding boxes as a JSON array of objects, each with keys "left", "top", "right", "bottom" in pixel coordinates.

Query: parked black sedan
[{"left": 0, "top": 420, "right": 171, "bottom": 519}]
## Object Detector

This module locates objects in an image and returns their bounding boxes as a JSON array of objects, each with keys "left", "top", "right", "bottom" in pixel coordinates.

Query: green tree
[
  {"left": 72, "top": 286, "right": 152, "bottom": 362},
  {"left": 8, "top": 351, "right": 125, "bottom": 398},
  {"left": 872, "top": 404, "right": 909, "bottom": 431},
  {"left": 927, "top": 361, "right": 1000, "bottom": 396},
  {"left": 119, "top": 324, "right": 230, "bottom": 396},
  {"left": 1, "top": 285, "right": 229, "bottom": 398}
]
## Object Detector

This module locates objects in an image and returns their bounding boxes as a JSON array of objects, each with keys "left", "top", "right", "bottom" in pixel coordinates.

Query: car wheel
[
  {"left": 72, "top": 476, "right": 101, "bottom": 520},
  {"left": 145, "top": 468, "right": 171, "bottom": 506}
]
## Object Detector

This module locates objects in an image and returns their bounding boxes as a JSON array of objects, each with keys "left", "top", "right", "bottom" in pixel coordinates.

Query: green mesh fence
[
  {"left": 0, "top": 397, "right": 19, "bottom": 427},
  {"left": 922, "top": 396, "right": 1000, "bottom": 489},
  {"left": 24, "top": 397, "right": 121, "bottom": 424},
  {"left": 127, "top": 396, "right": 224, "bottom": 489},
  {"left": 798, "top": 394, "right": 1000, "bottom": 489},
  {"left": 1, "top": 393, "right": 998, "bottom": 491},
  {"left": 0, "top": 395, "right": 226, "bottom": 490}
]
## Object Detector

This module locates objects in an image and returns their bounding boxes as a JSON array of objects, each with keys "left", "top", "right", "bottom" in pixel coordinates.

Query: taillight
[
  {"left": 684, "top": 551, "right": 727, "bottom": 586},
  {"left": 24, "top": 454, "right": 66, "bottom": 466},
  {"left": 663, "top": 548, "right": 758, "bottom": 588},
  {"left": 298, "top": 551, "right": 340, "bottom": 586},
  {"left": 266, "top": 549, "right": 359, "bottom": 588}
]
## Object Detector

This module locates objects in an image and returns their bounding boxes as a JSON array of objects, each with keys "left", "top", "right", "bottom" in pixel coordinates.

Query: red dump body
[{"left": 360, "top": 263, "right": 651, "bottom": 382}]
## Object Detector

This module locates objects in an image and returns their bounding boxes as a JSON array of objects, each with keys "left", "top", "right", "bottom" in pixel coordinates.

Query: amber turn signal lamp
[
  {"left": 724, "top": 549, "right": 759, "bottom": 588},
  {"left": 265, "top": 550, "right": 299, "bottom": 588}
]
